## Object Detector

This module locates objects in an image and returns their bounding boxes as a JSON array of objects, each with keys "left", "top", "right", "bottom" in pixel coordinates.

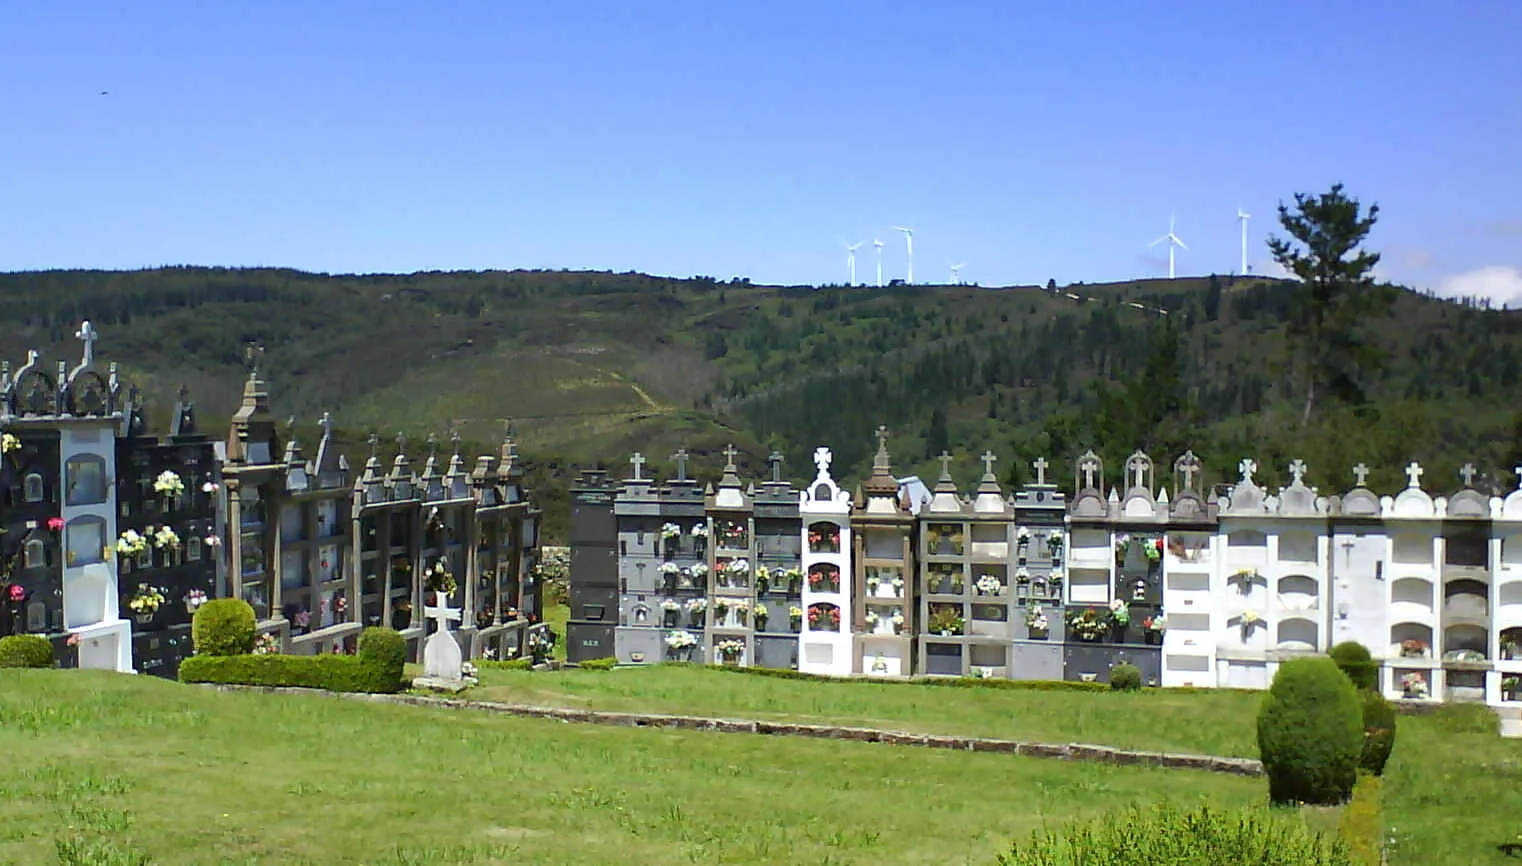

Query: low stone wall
[{"left": 200, "top": 684, "right": 1264, "bottom": 776}]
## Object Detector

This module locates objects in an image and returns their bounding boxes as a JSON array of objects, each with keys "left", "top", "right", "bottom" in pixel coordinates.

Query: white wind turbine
[
  {"left": 845, "top": 241, "right": 863, "bottom": 286},
  {"left": 873, "top": 239, "right": 884, "bottom": 287},
  {"left": 949, "top": 262, "right": 966, "bottom": 285},
  {"left": 892, "top": 225, "right": 915, "bottom": 284},
  {"left": 1148, "top": 213, "right": 1188, "bottom": 279},
  {"left": 1236, "top": 208, "right": 1252, "bottom": 275}
]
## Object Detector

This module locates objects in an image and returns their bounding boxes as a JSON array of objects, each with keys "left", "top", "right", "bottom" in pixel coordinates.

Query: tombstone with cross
[
  {"left": 671, "top": 448, "right": 690, "bottom": 482},
  {"left": 767, "top": 450, "right": 784, "bottom": 484},
  {"left": 1032, "top": 457, "right": 1049, "bottom": 486},
  {"left": 628, "top": 452, "right": 647, "bottom": 481},
  {"left": 420, "top": 591, "right": 465, "bottom": 682}
]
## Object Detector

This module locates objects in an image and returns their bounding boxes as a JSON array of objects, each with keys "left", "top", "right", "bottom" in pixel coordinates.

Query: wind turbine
[
  {"left": 949, "top": 262, "right": 966, "bottom": 285},
  {"left": 1148, "top": 213, "right": 1188, "bottom": 279},
  {"left": 845, "top": 241, "right": 863, "bottom": 286},
  {"left": 892, "top": 225, "right": 915, "bottom": 284},
  {"left": 873, "top": 239, "right": 884, "bottom": 287},
  {"left": 1236, "top": 208, "right": 1252, "bottom": 275}
]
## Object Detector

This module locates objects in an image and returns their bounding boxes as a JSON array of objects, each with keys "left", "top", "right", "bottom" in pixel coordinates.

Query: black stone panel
[
  {"left": 1062, "top": 643, "right": 1162, "bottom": 685},
  {"left": 566, "top": 623, "right": 616, "bottom": 663},
  {"left": 569, "top": 583, "right": 618, "bottom": 624}
]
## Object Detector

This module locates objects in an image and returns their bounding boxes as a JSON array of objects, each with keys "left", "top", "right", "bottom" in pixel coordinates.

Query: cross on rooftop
[
  {"left": 813, "top": 446, "right": 832, "bottom": 476},
  {"left": 981, "top": 450, "right": 997, "bottom": 477},
  {"left": 244, "top": 342, "right": 265, "bottom": 375},
  {"left": 318, "top": 412, "right": 333, "bottom": 438},
  {"left": 1238, "top": 458, "right": 1257, "bottom": 484},
  {"left": 1129, "top": 458, "right": 1147, "bottom": 490},
  {"left": 723, "top": 443, "right": 738, "bottom": 468},
  {"left": 1353, "top": 463, "right": 1369, "bottom": 486},
  {"left": 1459, "top": 463, "right": 1477, "bottom": 487},
  {"left": 1289, "top": 459, "right": 1307, "bottom": 484},
  {"left": 367, "top": 432, "right": 380, "bottom": 457},
  {"left": 937, "top": 451, "right": 954, "bottom": 479},
  {"left": 426, "top": 433, "right": 438, "bottom": 455},
  {"left": 767, "top": 450, "right": 784, "bottom": 483},
  {"left": 177, "top": 383, "right": 190, "bottom": 403},
  {"left": 450, "top": 429, "right": 462, "bottom": 452},
  {"left": 875, "top": 425, "right": 889, "bottom": 450},
  {"left": 394, "top": 432, "right": 407, "bottom": 453},
  {"left": 1032, "top": 457, "right": 1049, "bottom": 485},
  {"left": 1080, "top": 459, "right": 1097, "bottom": 490},
  {"left": 1405, "top": 461, "right": 1424, "bottom": 488},
  {"left": 629, "top": 452, "right": 647, "bottom": 480},
  {"left": 672, "top": 448, "right": 690, "bottom": 481},
  {"left": 74, "top": 321, "right": 98, "bottom": 367}
]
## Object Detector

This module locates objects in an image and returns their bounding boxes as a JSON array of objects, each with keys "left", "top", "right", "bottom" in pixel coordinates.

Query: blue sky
[{"left": 3, "top": 1, "right": 1520, "bottom": 302}]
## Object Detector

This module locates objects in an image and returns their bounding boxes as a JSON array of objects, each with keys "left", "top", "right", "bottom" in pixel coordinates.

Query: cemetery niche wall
[
  {"left": 0, "top": 322, "right": 546, "bottom": 677},
  {"left": 565, "top": 431, "right": 1522, "bottom": 709}
]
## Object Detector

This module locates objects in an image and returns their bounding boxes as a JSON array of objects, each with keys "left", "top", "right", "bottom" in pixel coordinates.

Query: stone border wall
[{"left": 199, "top": 684, "right": 1264, "bottom": 776}]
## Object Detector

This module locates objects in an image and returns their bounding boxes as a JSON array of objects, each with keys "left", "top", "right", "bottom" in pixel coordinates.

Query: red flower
[
  {"left": 1154, "top": 538, "right": 1165, "bottom": 551},
  {"left": 46, "top": 517, "right": 64, "bottom": 532},
  {"left": 7, "top": 585, "right": 24, "bottom": 602}
]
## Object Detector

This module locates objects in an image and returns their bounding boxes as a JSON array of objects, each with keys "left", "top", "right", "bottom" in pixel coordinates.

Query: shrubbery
[
  {"left": 1109, "top": 663, "right": 1141, "bottom": 691},
  {"left": 1257, "top": 657, "right": 1363, "bottom": 805},
  {"left": 713, "top": 665, "right": 1109, "bottom": 692},
  {"left": 1357, "top": 689, "right": 1396, "bottom": 775},
  {"left": 180, "top": 626, "right": 406, "bottom": 694},
  {"left": 192, "top": 599, "right": 257, "bottom": 656},
  {"left": 578, "top": 657, "right": 617, "bottom": 670},
  {"left": 997, "top": 802, "right": 1351, "bottom": 865},
  {"left": 0, "top": 634, "right": 54, "bottom": 668},
  {"left": 1329, "top": 641, "right": 1379, "bottom": 691}
]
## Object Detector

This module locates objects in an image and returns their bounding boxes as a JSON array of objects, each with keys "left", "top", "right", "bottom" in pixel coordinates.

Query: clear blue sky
[{"left": 3, "top": 1, "right": 1520, "bottom": 302}]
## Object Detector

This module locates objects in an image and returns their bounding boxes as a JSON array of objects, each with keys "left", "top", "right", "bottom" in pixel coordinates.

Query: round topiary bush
[
  {"left": 0, "top": 634, "right": 54, "bottom": 668},
  {"left": 1328, "top": 641, "right": 1379, "bottom": 692},
  {"left": 1358, "top": 688, "right": 1397, "bottom": 776},
  {"left": 192, "top": 598, "right": 257, "bottom": 656},
  {"left": 1257, "top": 657, "right": 1363, "bottom": 805},
  {"left": 1109, "top": 663, "right": 1141, "bottom": 691},
  {"left": 356, "top": 627, "right": 407, "bottom": 692}
]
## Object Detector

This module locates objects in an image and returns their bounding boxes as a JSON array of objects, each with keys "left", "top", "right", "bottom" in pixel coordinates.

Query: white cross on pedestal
[
  {"left": 980, "top": 450, "right": 997, "bottom": 477},
  {"left": 74, "top": 321, "right": 98, "bottom": 366},
  {"left": 1032, "top": 457, "right": 1048, "bottom": 485},
  {"left": 813, "top": 446, "right": 832, "bottom": 479},
  {"left": 1289, "top": 459, "right": 1307, "bottom": 484},
  {"left": 629, "top": 452, "right": 646, "bottom": 480},
  {"left": 1459, "top": 463, "right": 1477, "bottom": 487},
  {"left": 1238, "top": 458, "right": 1257, "bottom": 485},
  {"left": 1405, "top": 461, "right": 1424, "bottom": 489},
  {"left": 1130, "top": 460, "right": 1146, "bottom": 490},
  {"left": 1080, "top": 461, "right": 1097, "bottom": 490},
  {"left": 1178, "top": 460, "right": 1198, "bottom": 491},
  {"left": 1353, "top": 463, "right": 1370, "bottom": 487},
  {"left": 422, "top": 595, "right": 464, "bottom": 681},
  {"left": 937, "top": 451, "right": 954, "bottom": 479}
]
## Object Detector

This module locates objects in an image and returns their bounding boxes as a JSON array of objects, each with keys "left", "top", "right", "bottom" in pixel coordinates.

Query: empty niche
[
  {"left": 1275, "top": 618, "right": 1318, "bottom": 651},
  {"left": 1391, "top": 577, "right": 1435, "bottom": 610},
  {"left": 1443, "top": 579, "right": 1489, "bottom": 621},
  {"left": 1444, "top": 530, "right": 1488, "bottom": 568},
  {"left": 1392, "top": 533, "right": 1431, "bottom": 564},
  {"left": 1276, "top": 575, "right": 1319, "bottom": 611},
  {"left": 1278, "top": 531, "right": 1317, "bottom": 563},
  {"left": 1227, "top": 528, "right": 1267, "bottom": 549}
]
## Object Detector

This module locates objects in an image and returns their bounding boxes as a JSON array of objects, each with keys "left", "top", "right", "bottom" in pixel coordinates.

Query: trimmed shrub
[
  {"left": 192, "top": 599, "right": 257, "bottom": 657},
  {"left": 0, "top": 634, "right": 54, "bottom": 668},
  {"left": 578, "top": 657, "right": 618, "bottom": 670},
  {"left": 1329, "top": 641, "right": 1379, "bottom": 692},
  {"left": 997, "top": 802, "right": 1351, "bottom": 865},
  {"left": 1358, "top": 689, "right": 1397, "bottom": 775},
  {"left": 478, "top": 658, "right": 533, "bottom": 671},
  {"left": 1257, "top": 657, "right": 1363, "bottom": 805},
  {"left": 1109, "top": 663, "right": 1141, "bottom": 691},
  {"left": 180, "top": 626, "right": 406, "bottom": 693},
  {"left": 1338, "top": 775, "right": 1383, "bottom": 866}
]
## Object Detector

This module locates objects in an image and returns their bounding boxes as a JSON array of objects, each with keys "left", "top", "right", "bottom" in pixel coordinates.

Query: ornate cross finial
[
  {"left": 450, "top": 429, "right": 462, "bottom": 453},
  {"left": 74, "top": 320, "right": 98, "bottom": 367},
  {"left": 875, "top": 425, "right": 889, "bottom": 450},
  {"left": 629, "top": 452, "right": 647, "bottom": 481},
  {"left": 503, "top": 418, "right": 516, "bottom": 439},
  {"left": 767, "top": 450, "right": 784, "bottom": 483},
  {"left": 1353, "top": 463, "right": 1369, "bottom": 487},
  {"left": 672, "top": 448, "right": 690, "bottom": 481},
  {"left": 1079, "top": 454, "right": 1098, "bottom": 490},
  {"left": 394, "top": 432, "right": 407, "bottom": 453},
  {"left": 1238, "top": 458, "right": 1257, "bottom": 484},
  {"left": 367, "top": 432, "right": 380, "bottom": 458},
  {"left": 813, "top": 446, "right": 832, "bottom": 477},
  {"left": 426, "top": 433, "right": 438, "bottom": 456},
  {"left": 937, "top": 451, "right": 954, "bottom": 480},
  {"left": 177, "top": 383, "right": 190, "bottom": 403},
  {"left": 285, "top": 415, "right": 297, "bottom": 437},
  {"left": 318, "top": 411, "right": 333, "bottom": 438},
  {"left": 723, "top": 443, "right": 738, "bottom": 468},
  {"left": 1289, "top": 459, "right": 1306, "bottom": 484},
  {"left": 981, "top": 450, "right": 997, "bottom": 477},
  {"left": 1033, "top": 457, "right": 1049, "bottom": 485},
  {"left": 243, "top": 342, "right": 265, "bottom": 375},
  {"left": 1459, "top": 463, "right": 1477, "bottom": 487},
  {"left": 1405, "top": 461, "right": 1424, "bottom": 489}
]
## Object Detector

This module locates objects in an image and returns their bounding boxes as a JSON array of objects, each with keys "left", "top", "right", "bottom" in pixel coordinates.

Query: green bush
[
  {"left": 1109, "top": 663, "right": 1141, "bottom": 691},
  {"left": 1357, "top": 690, "right": 1396, "bottom": 775},
  {"left": 996, "top": 802, "right": 1351, "bottom": 865},
  {"left": 1338, "top": 776, "right": 1383, "bottom": 866},
  {"left": 1329, "top": 641, "right": 1379, "bottom": 692},
  {"left": 180, "top": 627, "right": 406, "bottom": 694},
  {"left": 477, "top": 658, "right": 533, "bottom": 671},
  {"left": 191, "top": 599, "right": 257, "bottom": 657},
  {"left": 1257, "top": 657, "right": 1363, "bottom": 805},
  {"left": 0, "top": 634, "right": 54, "bottom": 668},
  {"left": 578, "top": 657, "right": 617, "bottom": 670}
]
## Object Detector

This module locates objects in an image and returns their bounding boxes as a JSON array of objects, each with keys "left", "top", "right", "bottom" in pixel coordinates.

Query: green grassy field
[
  {"left": 2, "top": 670, "right": 1275, "bottom": 865},
  {"left": 465, "top": 665, "right": 1264, "bottom": 758}
]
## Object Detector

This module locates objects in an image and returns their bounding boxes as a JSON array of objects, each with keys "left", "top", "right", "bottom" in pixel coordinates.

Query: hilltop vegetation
[{"left": 0, "top": 262, "right": 1518, "bottom": 541}]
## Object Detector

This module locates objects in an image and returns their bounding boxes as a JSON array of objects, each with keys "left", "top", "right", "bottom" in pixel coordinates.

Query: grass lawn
[
  {"left": 465, "top": 664, "right": 1266, "bottom": 758},
  {"left": 2, "top": 669, "right": 1276, "bottom": 865}
]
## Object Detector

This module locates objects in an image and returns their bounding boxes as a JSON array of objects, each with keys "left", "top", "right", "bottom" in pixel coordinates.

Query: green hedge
[
  {"left": 477, "top": 658, "right": 533, "bottom": 671},
  {"left": 180, "top": 627, "right": 406, "bottom": 693},
  {"left": 709, "top": 664, "right": 1109, "bottom": 692},
  {"left": 192, "top": 599, "right": 257, "bottom": 656},
  {"left": 1257, "top": 657, "right": 1363, "bottom": 805},
  {"left": 1109, "top": 663, "right": 1141, "bottom": 691},
  {"left": 997, "top": 802, "right": 1351, "bottom": 865},
  {"left": 577, "top": 657, "right": 617, "bottom": 670},
  {"left": 1357, "top": 690, "right": 1396, "bottom": 776},
  {"left": 0, "top": 634, "right": 54, "bottom": 668},
  {"left": 1329, "top": 642, "right": 1379, "bottom": 692}
]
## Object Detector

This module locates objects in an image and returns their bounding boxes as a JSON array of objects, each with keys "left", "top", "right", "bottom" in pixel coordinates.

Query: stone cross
[
  {"left": 813, "top": 446, "right": 832, "bottom": 477},
  {"left": 767, "top": 451, "right": 784, "bottom": 483},
  {"left": 450, "top": 429, "right": 462, "bottom": 453},
  {"left": 1178, "top": 459, "right": 1199, "bottom": 492},
  {"left": 367, "top": 432, "right": 380, "bottom": 458},
  {"left": 672, "top": 449, "right": 690, "bottom": 481},
  {"left": 1130, "top": 459, "right": 1147, "bottom": 490},
  {"left": 394, "top": 432, "right": 407, "bottom": 455},
  {"left": 426, "top": 433, "right": 438, "bottom": 456},
  {"left": 1353, "top": 463, "right": 1369, "bottom": 487},
  {"left": 875, "top": 425, "right": 890, "bottom": 450},
  {"left": 937, "top": 451, "right": 954, "bottom": 479},
  {"left": 74, "top": 321, "right": 98, "bottom": 367},
  {"left": 1405, "top": 461, "right": 1424, "bottom": 489},
  {"left": 1238, "top": 458, "right": 1257, "bottom": 485},
  {"left": 629, "top": 452, "right": 647, "bottom": 480},
  {"left": 1080, "top": 459, "right": 1097, "bottom": 490},
  {"left": 981, "top": 450, "right": 997, "bottom": 477},
  {"left": 318, "top": 411, "right": 333, "bottom": 439},
  {"left": 1032, "top": 457, "right": 1048, "bottom": 485},
  {"left": 244, "top": 342, "right": 265, "bottom": 375},
  {"left": 723, "top": 443, "right": 738, "bottom": 468},
  {"left": 1459, "top": 463, "right": 1477, "bottom": 487},
  {"left": 1289, "top": 459, "right": 1306, "bottom": 485},
  {"left": 421, "top": 594, "right": 464, "bottom": 681},
  {"left": 177, "top": 383, "right": 190, "bottom": 404}
]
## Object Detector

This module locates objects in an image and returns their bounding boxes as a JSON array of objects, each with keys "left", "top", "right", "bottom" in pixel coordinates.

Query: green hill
[{"left": 1, "top": 266, "right": 1518, "bottom": 540}]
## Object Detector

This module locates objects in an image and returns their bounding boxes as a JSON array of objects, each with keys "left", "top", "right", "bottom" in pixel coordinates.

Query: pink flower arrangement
[
  {"left": 46, "top": 517, "right": 64, "bottom": 532},
  {"left": 8, "top": 584, "right": 25, "bottom": 602}
]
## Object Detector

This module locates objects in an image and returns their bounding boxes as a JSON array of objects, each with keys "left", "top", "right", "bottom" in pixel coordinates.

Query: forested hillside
[{"left": 0, "top": 264, "right": 1518, "bottom": 540}]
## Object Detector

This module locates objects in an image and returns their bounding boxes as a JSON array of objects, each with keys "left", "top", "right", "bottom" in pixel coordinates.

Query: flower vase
[
  {"left": 1111, "top": 625, "right": 1129, "bottom": 644},
  {"left": 788, "top": 577, "right": 802, "bottom": 595},
  {"left": 1144, "top": 630, "right": 1162, "bottom": 646},
  {"left": 135, "top": 612, "right": 154, "bottom": 625},
  {"left": 689, "top": 615, "right": 704, "bottom": 629},
  {"left": 790, "top": 618, "right": 802, "bottom": 633},
  {"left": 663, "top": 611, "right": 679, "bottom": 628},
  {"left": 755, "top": 616, "right": 768, "bottom": 633},
  {"left": 663, "top": 575, "right": 679, "bottom": 594},
  {"left": 1028, "top": 629, "right": 1048, "bottom": 642}
]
